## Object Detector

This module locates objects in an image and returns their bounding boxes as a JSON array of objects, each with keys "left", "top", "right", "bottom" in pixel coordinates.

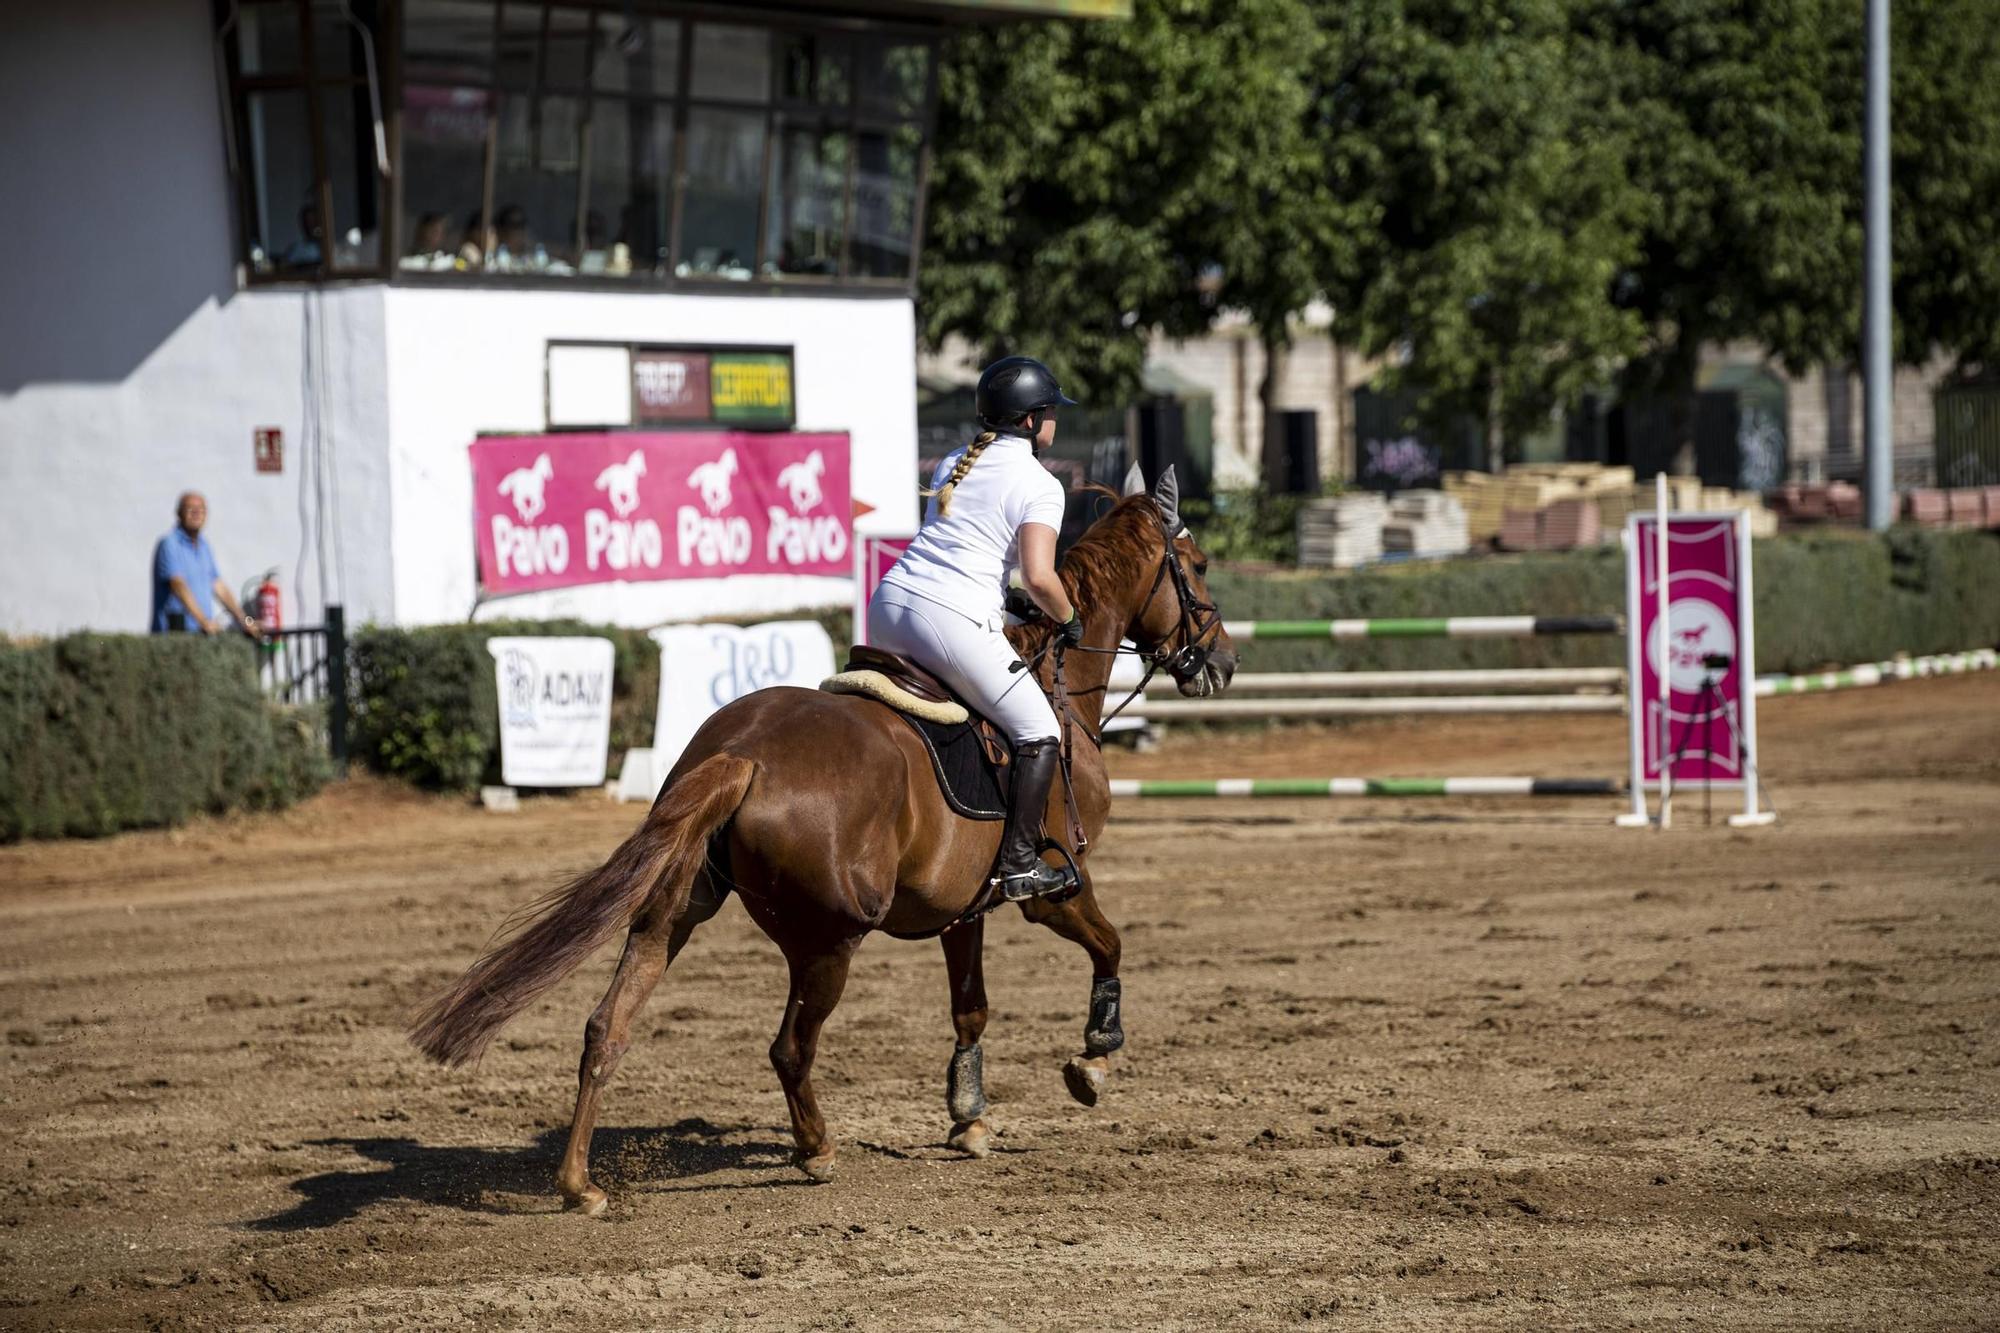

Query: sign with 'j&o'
[
  {"left": 487, "top": 636, "right": 615, "bottom": 787},
  {"left": 470, "top": 431, "right": 851, "bottom": 595},
  {"left": 646, "top": 621, "right": 837, "bottom": 789}
]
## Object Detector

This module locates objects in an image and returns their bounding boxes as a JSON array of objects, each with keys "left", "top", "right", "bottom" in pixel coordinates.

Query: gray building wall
[{"left": 0, "top": 0, "right": 397, "bottom": 635}]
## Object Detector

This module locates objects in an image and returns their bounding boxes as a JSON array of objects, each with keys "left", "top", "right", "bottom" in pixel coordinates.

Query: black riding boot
[{"left": 992, "top": 738, "right": 1071, "bottom": 902}]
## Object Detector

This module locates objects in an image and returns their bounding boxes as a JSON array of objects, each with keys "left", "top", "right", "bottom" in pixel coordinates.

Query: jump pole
[
  {"left": 1109, "top": 777, "right": 1622, "bottom": 799},
  {"left": 1221, "top": 616, "right": 1621, "bottom": 640},
  {"left": 1143, "top": 667, "right": 1625, "bottom": 694},
  {"left": 1756, "top": 648, "right": 1998, "bottom": 694},
  {"left": 1123, "top": 694, "right": 1622, "bottom": 720}
]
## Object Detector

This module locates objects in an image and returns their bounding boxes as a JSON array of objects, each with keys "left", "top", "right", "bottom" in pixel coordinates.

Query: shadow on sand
[{"left": 245, "top": 1117, "right": 800, "bottom": 1230}]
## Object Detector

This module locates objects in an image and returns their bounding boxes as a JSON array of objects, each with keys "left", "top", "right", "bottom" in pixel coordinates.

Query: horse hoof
[
  {"left": 563, "top": 1185, "right": 609, "bottom": 1218},
  {"left": 797, "top": 1151, "right": 837, "bottom": 1183},
  {"left": 1063, "top": 1055, "right": 1109, "bottom": 1107},
  {"left": 948, "top": 1119, "right": 994, "bottom": 1159}
]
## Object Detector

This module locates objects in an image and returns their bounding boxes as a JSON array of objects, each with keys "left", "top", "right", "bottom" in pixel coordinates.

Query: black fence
[{"left": 255, "top": 605, "right": 348, "bottom": 772}]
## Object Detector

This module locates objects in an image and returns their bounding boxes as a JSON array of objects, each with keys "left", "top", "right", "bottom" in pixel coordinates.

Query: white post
[
  {"left": 1654, "top": 473, "right": 1672, "bottom": 829},
  {"left": 1617, "top": 519, "right": 1651, "bottom": 827},
  {"left": 853, "top": 538, "right": 869, "bottom": 646},
  {"left": 1729, "top": 511, "right": 1778, "bottom": 826}
]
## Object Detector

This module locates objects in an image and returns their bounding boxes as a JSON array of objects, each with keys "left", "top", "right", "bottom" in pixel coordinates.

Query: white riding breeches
[{"left": 866, "top": 584, "right": 1059, "bottom": 744}]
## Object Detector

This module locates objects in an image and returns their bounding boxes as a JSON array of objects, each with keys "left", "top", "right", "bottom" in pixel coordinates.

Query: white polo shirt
[{"left": 878, "top": 431, "right": 1068, "bottom": 620}]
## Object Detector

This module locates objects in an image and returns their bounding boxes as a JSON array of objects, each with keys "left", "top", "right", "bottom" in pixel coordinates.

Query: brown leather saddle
[{"left": 845, "top": 646, "right": 1014, "bottom": 773}]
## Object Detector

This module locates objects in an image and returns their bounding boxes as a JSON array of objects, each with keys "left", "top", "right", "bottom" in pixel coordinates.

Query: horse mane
[{"left": 1010, "top": 494, "right": 1163, "bottom": 658}]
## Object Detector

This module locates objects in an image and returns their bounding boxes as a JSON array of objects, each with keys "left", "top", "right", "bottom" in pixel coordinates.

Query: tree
[
  {"left": 919, "top": 0, "right": 1341, "bottom": 409},
  {"left": 1576, "top": 0, "right": 1863, "bottom": 442},
  {"left": 1892, "top": 0, "right": 2000, "bottom": 375},
  {"left": 1320, "top": 0, "right": 1647, "bottom": 470}
]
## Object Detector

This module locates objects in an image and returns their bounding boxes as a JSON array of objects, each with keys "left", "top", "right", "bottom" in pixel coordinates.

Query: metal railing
[{"left": 254, "top": 604, "right": 348, "bottom": 772}]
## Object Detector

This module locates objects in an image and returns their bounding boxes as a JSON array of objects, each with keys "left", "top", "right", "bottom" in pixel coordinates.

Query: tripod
[{"left": 1656, "top": 659, "right": 1778, "bottom": 827}]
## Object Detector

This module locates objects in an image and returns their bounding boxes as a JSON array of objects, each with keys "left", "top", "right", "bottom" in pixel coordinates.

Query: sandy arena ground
[{"left": 3, "top": 676, "right": 1998, "bottom": 1330}]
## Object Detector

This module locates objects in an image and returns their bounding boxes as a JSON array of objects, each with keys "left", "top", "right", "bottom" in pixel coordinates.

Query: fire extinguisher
[{"left": 243, "top": 568, "right": 281, "bottom": 640}]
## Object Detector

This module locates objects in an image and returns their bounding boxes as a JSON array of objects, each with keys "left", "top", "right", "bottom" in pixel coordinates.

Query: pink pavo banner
[
  {"left": 471, "top": 432, "right": 851, "bottom": 594},
  {"left": 1629, "top": 514, "right": 1749, "bottom": 786}
]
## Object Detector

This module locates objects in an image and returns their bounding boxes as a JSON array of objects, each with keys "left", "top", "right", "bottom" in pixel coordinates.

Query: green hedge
[
  {"left": 348, "top": 608, "right": 852, "bottom": 790},
  {"left": 1206, "top": 528, "right": 2000, "bottom": 676},
  {"left": 0, "top": 635, "right": 328, "bottom": 841}
]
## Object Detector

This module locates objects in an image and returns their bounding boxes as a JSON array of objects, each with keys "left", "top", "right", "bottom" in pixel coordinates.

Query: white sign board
[
  {"left": 487, "top": 636, "right": 616, "bottom": 787},
  {"left": 649, "top": 621, "right": 837, "bottom": 789}
]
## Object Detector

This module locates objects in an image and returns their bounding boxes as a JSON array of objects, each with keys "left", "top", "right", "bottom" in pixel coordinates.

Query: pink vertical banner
[
  {"left": 1626, "top": 515, "right": 1750, "bottom": 787},
  {"left": 851, "top": 535, "right": 911, "bottom": 646}
]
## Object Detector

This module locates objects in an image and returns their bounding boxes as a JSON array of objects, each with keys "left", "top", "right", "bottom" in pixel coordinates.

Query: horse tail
[{"left": 409, "top": 752, "right": 755, "bottom": 1068}]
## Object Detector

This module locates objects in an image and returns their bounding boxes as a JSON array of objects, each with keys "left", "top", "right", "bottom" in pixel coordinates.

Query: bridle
[
  {"left": 1056, "top": 505, "right": 1221, "bottom": 690},
  {"left": 1012, "top": 505, "right": 1225, "bottom": 855}
]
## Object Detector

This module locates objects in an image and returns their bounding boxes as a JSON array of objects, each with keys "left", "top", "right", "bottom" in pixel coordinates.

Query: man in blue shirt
[{"left": 152, "top": 492, "right": 259, "bottom": 636}]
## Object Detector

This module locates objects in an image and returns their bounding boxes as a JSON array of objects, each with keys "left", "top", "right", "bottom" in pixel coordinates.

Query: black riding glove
[
  {"left": 1003, "top": 588, "right": 1045, "bottom": 623},
  {"left": 1057, "top": 612, "right": 1085, "bottom": 649}
]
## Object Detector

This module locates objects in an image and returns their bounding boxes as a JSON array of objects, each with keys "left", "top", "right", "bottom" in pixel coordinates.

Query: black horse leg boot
[{"left": 992, "top": 738, "right": 1070, "bottom": 902}]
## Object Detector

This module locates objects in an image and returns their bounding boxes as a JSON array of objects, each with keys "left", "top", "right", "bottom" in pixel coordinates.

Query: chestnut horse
[{"left": 410, "top": 469, "right": 1237, "bottom": 1215}]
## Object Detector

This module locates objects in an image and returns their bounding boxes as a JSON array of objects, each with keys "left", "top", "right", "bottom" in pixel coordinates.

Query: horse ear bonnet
[
  {"left": 1152, "top": 465, "right": 1181, "bottom": 531},
  {"left": 1121, "top": 461, "right": 1147, "bottom": 498}
]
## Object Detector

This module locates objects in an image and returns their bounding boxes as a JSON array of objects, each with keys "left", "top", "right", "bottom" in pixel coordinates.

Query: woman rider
[{"left": 868, "top": 356, "right": 1086, "bottom": 903}]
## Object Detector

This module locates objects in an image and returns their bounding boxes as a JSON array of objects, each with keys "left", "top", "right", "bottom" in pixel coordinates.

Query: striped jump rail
[
  {"left": 1143, "top": 667, "right": 1626, "bottom": 695},
  {"left": 1123, "top": 694, "right": 1623, "bottom": 720},
  {"left": 1109, "top": 777, "right": 1623, "bottom": 799},
  {"left": 1755, "top": 648, "right": 1997, "bottom": 697},
  {"left": 1219, "top": 615, "right": 1622, "bottom": 641}
]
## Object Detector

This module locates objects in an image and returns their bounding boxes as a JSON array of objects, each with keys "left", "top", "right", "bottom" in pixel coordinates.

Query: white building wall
[
  {"left": 0, "top": 0, "right": 395, "bottom": 636},
  {"left": 381, "top": 287, "right": 918, "bottom": 627},
  {"left": 0, "top": 0, "right": 919, "bottom": 637}
]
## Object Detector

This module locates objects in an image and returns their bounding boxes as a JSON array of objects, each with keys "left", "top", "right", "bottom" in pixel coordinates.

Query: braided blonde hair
[{"left": 922, "top": 429, "right": 1000, "bottom": 517}]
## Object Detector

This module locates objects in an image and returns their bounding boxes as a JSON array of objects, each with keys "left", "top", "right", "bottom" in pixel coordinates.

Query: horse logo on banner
[
  {"left": 498, "top": 454, "right": 555, "bottom": 522},
  {"left": 688, "top": 448, "right": 739, "bottom": 515},
  {"left": 593, "top": 451, "right": 648, "bottom": 517}
]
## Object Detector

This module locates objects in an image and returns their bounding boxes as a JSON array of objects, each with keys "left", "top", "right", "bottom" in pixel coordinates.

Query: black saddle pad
[{"left": 892, "top": 712, "right": 1007, "bottom": 821}]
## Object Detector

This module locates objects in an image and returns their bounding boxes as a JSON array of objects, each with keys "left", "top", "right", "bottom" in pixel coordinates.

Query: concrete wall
[
  {"left": 1783, "top": 358, "right": 1953, "bottom": 484},
  {"left": 382, "top": 288, "right": 919, "bottom": 627},
  {"left": 1146, "top": 326, "right": 1371, "bottom": 487},
  {"left": 0, "top": 0, "right": 396, "bottom": 635}
]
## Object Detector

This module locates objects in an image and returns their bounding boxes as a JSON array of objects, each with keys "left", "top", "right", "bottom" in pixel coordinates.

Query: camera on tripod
[{"left": 1700, "top": 652, "right": 1733, "bottom": 671}]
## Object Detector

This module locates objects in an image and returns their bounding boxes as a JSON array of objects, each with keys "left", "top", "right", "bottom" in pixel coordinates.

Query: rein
[{"left": 1016, "top": 508, "right": 1225, "bottom": 854}]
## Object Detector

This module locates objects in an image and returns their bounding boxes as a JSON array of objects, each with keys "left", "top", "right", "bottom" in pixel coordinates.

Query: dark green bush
[
  {"left": 348, "top": 608, "right": 853, "bottom": 791},
  {"left": 0, "top": 635, "right": 328, "bottom": 841},
  {"left": 1204, "top": 528, "right": 2000, "bottom": 676}
]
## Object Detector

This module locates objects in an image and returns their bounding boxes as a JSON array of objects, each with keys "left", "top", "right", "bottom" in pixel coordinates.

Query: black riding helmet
[{"left": 975, "top": 356, "right": 1079, "bottom": 427}]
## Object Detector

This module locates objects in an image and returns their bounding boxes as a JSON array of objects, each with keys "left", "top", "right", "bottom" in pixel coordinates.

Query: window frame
[
  {"left": 222, "top": 0, "right": 393, "bottom": 285},
  {"left": 373, "top": 0, "right": 938, "bottom": 296}
]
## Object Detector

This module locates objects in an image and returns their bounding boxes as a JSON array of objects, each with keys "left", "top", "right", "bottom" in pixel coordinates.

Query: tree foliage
[
  {"left": 921, "top": 0, "right": 2000, "bottom": 457},
  {"left": 1892, "top": 0, "right": 2000, "bottom": 374},
  {"left": 1323, "top": 0, "right": 1646, "bottom": 461},
  {"left": 920, "top": 0, "right": 1338, "bottom": 404}
]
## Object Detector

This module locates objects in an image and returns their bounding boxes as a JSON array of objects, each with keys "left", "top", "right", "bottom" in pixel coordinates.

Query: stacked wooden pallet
[
  {"left": 1767, "top": 481, "right": 1863, "bottom": 524},
  {"left": 1901, "top": 487, "right": 2000, "bottom": 530},
  {"left": 1441, "top": 472, "right": 1506, "bottom": 543},
  {"left": 1296, "top": 493, "right": 1388, "bottom": 568},
  {"left": 1381, "top": 490, "right": 1470, "bottom": 555}
]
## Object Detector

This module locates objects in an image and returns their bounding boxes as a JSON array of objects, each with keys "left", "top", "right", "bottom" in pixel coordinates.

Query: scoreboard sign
[
  {"left": 630, "top": 346, "right": 793, "bottom": 429},
  {"left": 632, "top": 350, "right": 710, "bottom": 423}
]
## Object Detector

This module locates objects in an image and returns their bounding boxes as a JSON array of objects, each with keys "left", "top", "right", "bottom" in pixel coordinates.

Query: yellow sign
[{"left": 711, "top": 354, "right": 794, "bottom": 424}]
